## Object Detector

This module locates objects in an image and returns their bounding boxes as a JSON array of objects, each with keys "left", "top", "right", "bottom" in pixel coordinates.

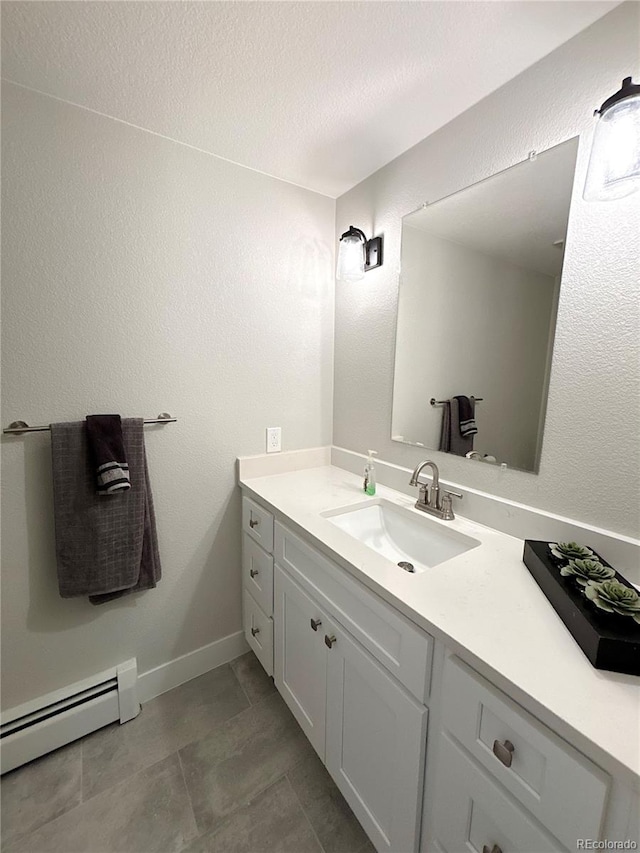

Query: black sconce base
[{"left": 365, "top": 236, "right": 383, "bottom": 271}]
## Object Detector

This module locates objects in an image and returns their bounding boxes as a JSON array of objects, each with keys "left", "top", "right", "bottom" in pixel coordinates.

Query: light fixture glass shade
[
  {"left": 584, "top": 79, "right": 640, "bottom": 201},
  {"left": 336, "top": 232, "right": 365, "bottom": 282}
]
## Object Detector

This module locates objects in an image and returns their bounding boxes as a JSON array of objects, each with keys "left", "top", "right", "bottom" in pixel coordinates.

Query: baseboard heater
[{"left": 0, "top": 659, "right": 139, "bottom": 774}]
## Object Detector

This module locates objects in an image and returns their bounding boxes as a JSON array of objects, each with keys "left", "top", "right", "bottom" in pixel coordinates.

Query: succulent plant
[
  {"left": 584, "top": 579, "right": 640, "bottom": 624},
  {"left": 560, "top": 558, "right": 615, "bottom": 587},
  {"left": 549, "top": 542, "right": 594, "bottom": 562}
]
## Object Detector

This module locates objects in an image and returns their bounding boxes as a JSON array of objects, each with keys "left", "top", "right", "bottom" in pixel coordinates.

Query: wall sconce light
[
  {"left": 336, "top": 226, "right": 383, "bottom": 282},
  {"left": 584, "top": 76, "right": 640, "bottom": 201}
]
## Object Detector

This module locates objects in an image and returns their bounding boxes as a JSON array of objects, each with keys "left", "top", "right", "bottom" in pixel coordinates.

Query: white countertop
[{"left": 240, "top": 464, "right": 640, "bottom": 789}]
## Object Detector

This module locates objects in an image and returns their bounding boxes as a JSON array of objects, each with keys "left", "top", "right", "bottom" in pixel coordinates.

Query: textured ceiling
[{"left": 1, "top": 1, "right": 618, "bottom": 197}]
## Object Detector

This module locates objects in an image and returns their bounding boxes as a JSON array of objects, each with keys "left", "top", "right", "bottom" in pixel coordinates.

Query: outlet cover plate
[{"left": 266, "top": 427, "right": 281, "bottom": 453}]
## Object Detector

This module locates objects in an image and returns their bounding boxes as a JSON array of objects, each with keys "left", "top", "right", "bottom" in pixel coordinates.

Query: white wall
[
  {"left": 1, "top": 82, "right": 335, "bottom": 709},
  {"left": 334, "top": 3, "right": 640, "bottom": 537},
  {"left": 392, "top": 227, "right": 557, "bottom": 472}
]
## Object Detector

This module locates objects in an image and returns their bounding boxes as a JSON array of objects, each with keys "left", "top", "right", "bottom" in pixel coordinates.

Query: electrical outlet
[{"left": 266, "top": 427, "right": 282, "bottom": 453}]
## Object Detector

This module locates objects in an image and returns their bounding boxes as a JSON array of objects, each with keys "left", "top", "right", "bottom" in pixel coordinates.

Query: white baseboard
[
  {"left": 1, "top": 635, "right": 249, "bottom": 772},
  {"left": 137, "top": 630, "right": 249, "bottom": 704}
]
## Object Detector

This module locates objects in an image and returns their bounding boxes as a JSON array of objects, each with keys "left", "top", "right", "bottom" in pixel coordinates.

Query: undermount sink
[{"left": 322, "top": 498, "right": 480, "bottom": 572}]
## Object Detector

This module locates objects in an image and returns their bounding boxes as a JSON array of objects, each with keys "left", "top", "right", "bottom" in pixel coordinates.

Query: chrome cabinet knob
[
  {"left": 249, "top": 518, "right": 259, "bottom": 528},
  {"left": 482, "top": 845, "right": 502, "bottom": 853},
  {"left": 324, "top": 634, "right": 336, "bottom": 649},
  {"left": 310, "top": 618, "right": 322, "bottom": 631},
  {"left": 492, "top": 739, "right": 515, "bottom": 768},
  {"left": 249, "top": 568, "right": 259, "bottom": 578},
  {"left": 250, "top": 627, "right": 260, "bottom": 637}
]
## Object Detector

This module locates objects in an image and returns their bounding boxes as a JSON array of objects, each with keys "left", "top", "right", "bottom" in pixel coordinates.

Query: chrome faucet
[{"left": 409, "top": 460, "right": 462, "bottom": 520}]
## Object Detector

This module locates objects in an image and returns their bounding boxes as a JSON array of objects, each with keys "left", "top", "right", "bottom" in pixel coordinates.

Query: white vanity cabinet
[
  {"left": 240, "top": 489, "right": 637, "bottom": 853},
  {"left": 274, "top": 521, "right": 433, "bottom": 703},
  {"left": 249, "top": 510, "right": 434, "bottom": 853},
  {"left": 274, "top": 562, "right": 428, "bottom": 853}
]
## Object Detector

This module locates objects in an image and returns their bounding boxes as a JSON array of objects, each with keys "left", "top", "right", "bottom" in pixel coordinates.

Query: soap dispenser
[{"left": 363, "top": 450, "right": 378, "bottom": 496}]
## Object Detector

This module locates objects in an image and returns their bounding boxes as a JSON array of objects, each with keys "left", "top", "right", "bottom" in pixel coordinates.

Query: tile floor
[{"left": 1, "top": 653, "right": 374, "bottom": 853}]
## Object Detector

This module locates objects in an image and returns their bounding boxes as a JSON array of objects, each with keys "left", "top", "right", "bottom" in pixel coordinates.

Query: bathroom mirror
[{"left": 391, "top": 137, "right": 579, "bottom": 473}]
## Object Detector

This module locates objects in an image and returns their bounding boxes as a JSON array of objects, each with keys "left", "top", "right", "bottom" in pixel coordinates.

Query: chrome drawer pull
[
  {"left": 250, "top": 627, "right": 260, "bottom": 637},
  {"left": 492, "top": 739, "right": 515, "bottom": 768},
  {"left": 249, "top": 569, "right": 259, "bottom": 578},
  {"left": 310, "top": 618, "right": 322, "bottom": 631},
  {"left": 249, "top": 517, "right": 260, "bottom": 528},
  {"left": 482, "top": 845, "right": 502, "bottom": 853},
  {"left": 324, "top": 634, "right": 336, "bottom": 649}
]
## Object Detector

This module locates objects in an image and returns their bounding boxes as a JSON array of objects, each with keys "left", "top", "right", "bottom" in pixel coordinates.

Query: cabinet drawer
[
  {"left": 243, "top": 534, "right": 274, "bottom": 615},
  {"left": 243, "top": 589, "right": 273, "bottom": 676},
  {"left": 433, "top": 733, "right": 564, "bottom": 853},
  {"left": 442, "top": 656, "right": 609, "bottom": 850},
  {"left": 242, "top": 496, "right": 274, "bottom": 553},
  {"left": 275, "top": 522, "right": 432, "bottom": 703}
]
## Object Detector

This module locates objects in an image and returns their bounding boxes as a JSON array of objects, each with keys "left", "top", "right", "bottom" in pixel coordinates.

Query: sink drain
[{"left": 397, "top": 561, "right": 416, "bottom": 573}]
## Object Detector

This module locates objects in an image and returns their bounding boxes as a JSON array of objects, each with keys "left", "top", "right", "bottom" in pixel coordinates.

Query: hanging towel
[
  {"left": 50, "top": 418, "right": 161, "bottom": 605},
  {"left": 438, "top": 400, "right": 452, "bottom": 453},
  {"left": 86, "top": 414, "right": 130, "bottom": 494},
  {"left": 439, "top": 398, "right": 474, "bottom": 457},
  {"left": 454, "top": 396, "right": 477, "bottom": 437}
]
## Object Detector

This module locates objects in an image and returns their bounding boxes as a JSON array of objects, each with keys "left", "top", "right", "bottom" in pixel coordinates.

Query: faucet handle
[
  {"left": 443, "top": 489, "right": 463, "bottom": 500},
  {"left": 440, "top": 490, "right": 462, "bottom": 520}
]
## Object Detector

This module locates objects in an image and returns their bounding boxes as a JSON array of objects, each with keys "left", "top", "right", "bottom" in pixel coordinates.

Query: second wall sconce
[
  {"left": 584, "top": 76, "right": 640, "bottom": 201},
  {"left": 336, "top": 226, "right": 383, "bottom": 282}
]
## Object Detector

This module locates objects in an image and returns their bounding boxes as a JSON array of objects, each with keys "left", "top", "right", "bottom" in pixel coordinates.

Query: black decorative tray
[{"left": 523, "top": 540, "right": 640, "bottom": 675}]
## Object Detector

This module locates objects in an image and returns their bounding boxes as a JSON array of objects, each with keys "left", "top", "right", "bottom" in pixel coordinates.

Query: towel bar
[
  {"left": 430, "top": 397, "right": 483, "bottom": 406},
  {"left": 3, "top": 413, "right": 177, "bottom": 435}
]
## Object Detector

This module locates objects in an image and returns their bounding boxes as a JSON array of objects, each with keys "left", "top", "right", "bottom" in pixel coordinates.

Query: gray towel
[
  {"left": 51, "top": 418, "right": 161, "bottom": 604},
  {"left": 454, "top": 395, "right": 477, "bottom": 437},
  {"left": 438, "top": 398, "right": 474, "bottom": 457}
]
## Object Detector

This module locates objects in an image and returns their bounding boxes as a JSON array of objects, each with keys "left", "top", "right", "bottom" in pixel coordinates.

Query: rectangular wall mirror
[{"left": 391, "top": 137, "right": 579, "bottom": 474}]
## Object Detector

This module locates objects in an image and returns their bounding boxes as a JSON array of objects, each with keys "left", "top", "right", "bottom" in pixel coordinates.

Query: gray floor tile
[
  {"left": 82, "top": 664, "right": 249, "bottom": 799},
  {"left": 0, "top": 740, "right": 82, "bottom": 845},
  {"left": 5, "top": 754, "right": 198, "bottom": 853},
  {"left": 180, "top": 692, "right": 314, "bottom": 835},
  {"left": 230, "top": 652, "right": 276, "bottom": 705},
  {"left": 287, "top": 751, "right": 369, "bottom": 853},
  {"left": 180, "top": 776, "right": 322, "bottom": 853}
]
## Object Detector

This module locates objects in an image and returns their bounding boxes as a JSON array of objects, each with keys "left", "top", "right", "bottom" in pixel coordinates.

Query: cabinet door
[
  {"left": 326, "top": 625, "right": 428, "bottom": 853},
  {"left": 274, "top": 565, "right": 330, "bottom": 759}
]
